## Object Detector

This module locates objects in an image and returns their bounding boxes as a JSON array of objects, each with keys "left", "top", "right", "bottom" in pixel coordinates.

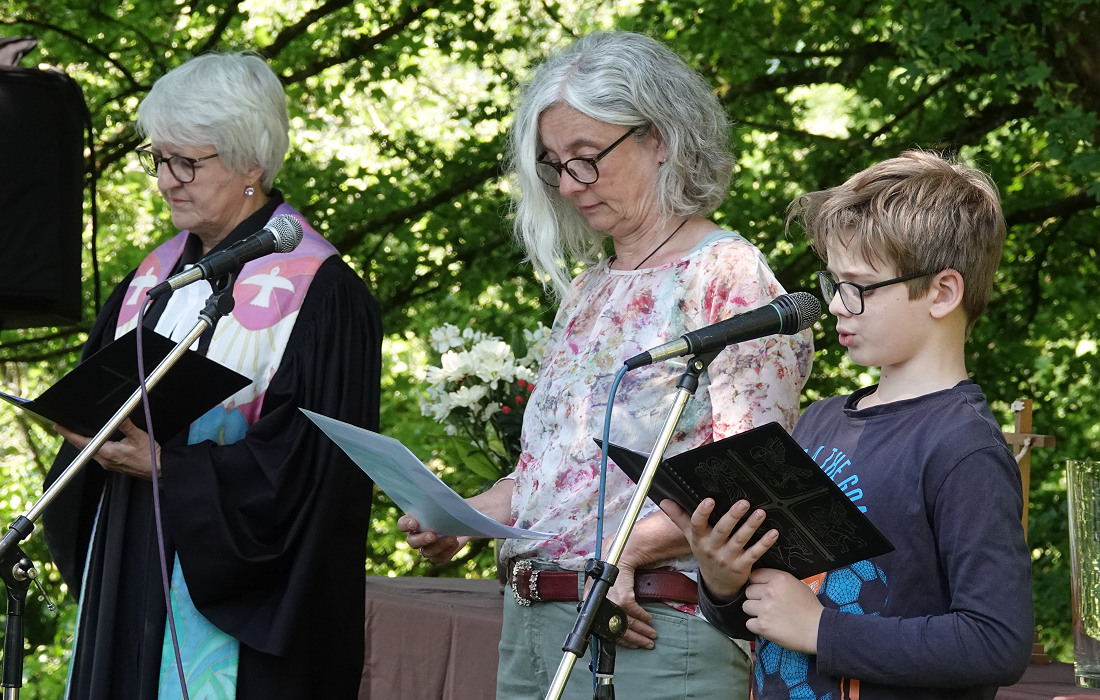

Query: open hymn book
[
  {"left": 0, "top": 327, "right": 250, "bottom": 441},
  {"left": 602, "top": 422, "right": 894, "bottom": 580}
]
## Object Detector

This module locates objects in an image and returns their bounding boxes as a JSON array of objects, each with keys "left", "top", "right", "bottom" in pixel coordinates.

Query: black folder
[
  {"left": 601, "top": 422, "right": 894, "bottom": 580},
  {"left": 0, "top": 327, "right": 251, "bottom": 441}
]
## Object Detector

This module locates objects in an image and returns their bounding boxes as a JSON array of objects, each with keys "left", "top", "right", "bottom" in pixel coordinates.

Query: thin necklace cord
[{"left": 630, "top": 218, "right": 689, "bottom": 270}]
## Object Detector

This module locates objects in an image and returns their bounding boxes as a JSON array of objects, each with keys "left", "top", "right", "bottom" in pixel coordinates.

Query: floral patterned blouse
[{"left": 500, "top": 231, "right": 815, "bottom": 571}]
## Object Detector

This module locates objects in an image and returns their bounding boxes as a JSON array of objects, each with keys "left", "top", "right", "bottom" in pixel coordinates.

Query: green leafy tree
[
  {"left": 0, "top": 0, "right": 1096, "bottom": 689},
  {"left": 621, "top": 0, "right": 1100, "bottom": 659}
]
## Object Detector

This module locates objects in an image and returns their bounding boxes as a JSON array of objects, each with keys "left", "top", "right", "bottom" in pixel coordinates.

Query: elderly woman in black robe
[{"left": 43, "top": 51, "right": 381, "bottom": 699}]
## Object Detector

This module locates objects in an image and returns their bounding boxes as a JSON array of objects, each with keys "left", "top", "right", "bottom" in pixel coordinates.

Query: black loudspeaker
[{"left": 0, "top": 65, "right": 85, "bottom": 329}]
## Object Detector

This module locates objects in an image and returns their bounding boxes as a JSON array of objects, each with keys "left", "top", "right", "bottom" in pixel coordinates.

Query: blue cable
[{"left": 593, "top": 363, "right": 629, "bottom": 559}]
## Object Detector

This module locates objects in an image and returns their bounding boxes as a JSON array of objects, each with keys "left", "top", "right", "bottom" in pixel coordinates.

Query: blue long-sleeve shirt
[{"left": 700, "top": 381, "right": 1034, "bottom": 699}]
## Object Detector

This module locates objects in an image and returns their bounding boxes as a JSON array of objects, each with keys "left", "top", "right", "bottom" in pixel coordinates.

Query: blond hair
[{"left": 788, "top": 150, "right": 1006, "bottom": 333}]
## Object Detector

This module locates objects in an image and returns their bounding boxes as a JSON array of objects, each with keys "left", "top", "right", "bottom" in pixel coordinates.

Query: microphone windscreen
[
  {"left": 774, "top": 291, "right": 821, "bottom": 333},
  {"left": 268, "top": 214, "right": 305, "bottom": 253}
]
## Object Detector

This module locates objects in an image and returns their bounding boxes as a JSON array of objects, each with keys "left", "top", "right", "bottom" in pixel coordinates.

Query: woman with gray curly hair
[
  {"left": 509, "top": 31, "right": 735, "bottom": 297},
  {"left": 401, "top": 32, "right": 813, "bottom": 698},
  {"left": 44, "top": 52, "right": 381, "bottom": 700}
]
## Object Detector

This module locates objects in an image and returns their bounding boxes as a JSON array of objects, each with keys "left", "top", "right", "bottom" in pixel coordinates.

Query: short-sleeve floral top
[{"left": 500, "top": 231, "right": 815, "bottom": 571}]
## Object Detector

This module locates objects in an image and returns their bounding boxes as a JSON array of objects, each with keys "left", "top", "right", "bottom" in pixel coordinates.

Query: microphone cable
[{"left": 135, "top": 299, "right": 191, "bottom": 700}]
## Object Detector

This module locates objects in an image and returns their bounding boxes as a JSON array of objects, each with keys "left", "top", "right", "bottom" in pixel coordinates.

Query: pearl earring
[{"left": 244, "top": 186, "right": 255, "bottom": 196}]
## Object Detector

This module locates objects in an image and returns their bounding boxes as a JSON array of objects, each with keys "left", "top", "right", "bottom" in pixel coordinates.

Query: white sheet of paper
[{"left": 302, "top": 409, "right": 550, "bottom": 539}]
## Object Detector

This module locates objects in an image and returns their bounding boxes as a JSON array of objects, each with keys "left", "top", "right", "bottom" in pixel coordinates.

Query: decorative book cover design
[{"left": 601, "top": 421, "right": 894, "bottom": 580}]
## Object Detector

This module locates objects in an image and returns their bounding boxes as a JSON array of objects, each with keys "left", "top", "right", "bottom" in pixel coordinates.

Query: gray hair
[
  {"left": 505, "top": 32, "right": 734, "bottom": 298},
  {"left": 137, "top": 52, "right": 290, "bottom": 191}
]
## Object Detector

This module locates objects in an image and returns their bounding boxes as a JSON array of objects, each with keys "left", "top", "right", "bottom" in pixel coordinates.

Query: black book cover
[
  {"left": 601, "top": 421, "right": 894, "bottom": 580},
  {"left": 0, "top": 327, "right": 251, "bottom": 441}
]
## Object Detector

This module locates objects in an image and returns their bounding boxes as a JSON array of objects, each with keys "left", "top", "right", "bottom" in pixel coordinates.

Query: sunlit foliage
[{"left": 1, "top": 0, "right": 1096, "bottom": 687}]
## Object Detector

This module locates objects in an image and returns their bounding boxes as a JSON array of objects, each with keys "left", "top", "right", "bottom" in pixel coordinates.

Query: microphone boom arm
[{"left": 623, "top": 292, "right": 820, "bottom": 371}]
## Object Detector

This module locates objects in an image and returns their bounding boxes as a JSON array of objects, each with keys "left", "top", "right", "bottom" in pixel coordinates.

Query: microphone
[
  {"left": 147, "top": 214, "right": 305, "bottom": 299},
  {"left": 623, "top": 291, "right": 820, "bottom": 370}
]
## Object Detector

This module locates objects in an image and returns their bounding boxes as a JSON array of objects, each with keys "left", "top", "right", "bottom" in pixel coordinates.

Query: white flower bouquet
[{"left": 419, "top": 322, "right": 551, "bottom": 480}]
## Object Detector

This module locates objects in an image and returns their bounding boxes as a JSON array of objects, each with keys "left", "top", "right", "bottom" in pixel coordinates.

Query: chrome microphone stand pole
[{"left": 545, "top": 352, "right": 716, "bottom": 700}]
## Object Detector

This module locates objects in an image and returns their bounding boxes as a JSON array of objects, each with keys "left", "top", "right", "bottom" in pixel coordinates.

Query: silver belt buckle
[{"left": 511, "top": 559, "right": 540, "bottom": 607}]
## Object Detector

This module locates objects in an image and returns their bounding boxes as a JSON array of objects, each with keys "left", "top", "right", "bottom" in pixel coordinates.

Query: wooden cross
[
  {"left": 1001, "top": 398, "right": 1057, "bottom": 665},
  {"left": 1002, "top": 398, "right": 1057, "bottom": 538}
]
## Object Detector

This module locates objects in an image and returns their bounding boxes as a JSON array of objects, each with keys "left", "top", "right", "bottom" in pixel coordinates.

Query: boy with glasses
[{"left": 668, "top": 150, "right": 1034, "bottom": 698}]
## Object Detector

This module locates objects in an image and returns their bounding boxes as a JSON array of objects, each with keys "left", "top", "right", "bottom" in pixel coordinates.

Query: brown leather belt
[{"left": 508, "top": 560, "right": 697, "bottom": 607}]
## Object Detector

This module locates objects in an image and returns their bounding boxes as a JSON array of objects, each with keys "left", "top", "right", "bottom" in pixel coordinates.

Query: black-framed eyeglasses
[
  {"left": 135, "top": 144, "right": 219, "bottom": 184},
  {"left": 817, "top": 270, "right": 939, "bottom": 315},
  {"left": 536, "top": 127, "right": 638, "bottom": 187}
]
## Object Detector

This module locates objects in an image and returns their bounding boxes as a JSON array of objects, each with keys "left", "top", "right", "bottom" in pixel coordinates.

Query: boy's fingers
[
  {"left": 690, "top": 498, "right": 716, "bottom": 527},
  {"left": 659, "top": 499, "right": 690, "bottom": 530},
  {"left": 746, "top": 528, "right": 779, "bottom": 561},
  {"left": 712, "top": 499, "right": 753, "bottom": 539}
]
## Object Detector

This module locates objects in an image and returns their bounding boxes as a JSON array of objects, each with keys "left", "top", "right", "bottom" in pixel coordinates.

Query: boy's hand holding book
[{"left": 664, "top": 497, "right": 777, "bottom": 603}]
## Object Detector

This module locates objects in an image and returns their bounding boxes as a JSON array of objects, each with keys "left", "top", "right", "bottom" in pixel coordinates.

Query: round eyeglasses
[
  {"left": 817, "top": 270, "right": 939, "bottom": 315},
  {"left": 535, "top": 126, "right": 638, "bottom": 187},
  {"left": 135, "top": 145, "right": 219, "bottom": 184}
]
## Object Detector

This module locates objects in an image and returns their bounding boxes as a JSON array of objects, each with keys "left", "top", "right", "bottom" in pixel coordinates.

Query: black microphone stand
[
  {"left": 1, "top": 544, "right": 40, "bottom": 700},
  {"left": 545, "top": 352, "right": 717, "bottom": 700},
  {"left": 0, "top": 286, "right": 236, "bottom": 699}
]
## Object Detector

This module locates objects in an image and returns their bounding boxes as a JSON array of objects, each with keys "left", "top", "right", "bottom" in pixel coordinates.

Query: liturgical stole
[{"left": 104, "top": 203, "right": 336, "bottom": 699}]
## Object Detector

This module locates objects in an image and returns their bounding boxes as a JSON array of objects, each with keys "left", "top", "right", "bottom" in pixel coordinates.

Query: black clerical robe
[{"left": 43, "top": 208, "right": 381, "bottom": 699}]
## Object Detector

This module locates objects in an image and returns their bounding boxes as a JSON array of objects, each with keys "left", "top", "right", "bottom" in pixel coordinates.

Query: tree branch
[
  {"left": 261, "top": 0, "right": 358, "bottom": 59},
  {"left": 733, "top": 120, "right": 844, "bottom": 144},
  {"left": 539, "top": 0, "right": 579, "bottom": 37},
  {"left": 337, "top": 160, "right": 503, "bottom": 254},
  {"left": 930, "top": 95, "right": 1037, "bottom": 150},
  {"left": 1005, "top": 191, "right": 1098, "bottom": 228},
  {"left": 278, "top": 0, "right": 444, "bottom": 85},
  {"left": 1010, "top": 219, "right": 1059, "bottom": 332},
  {"left": 0, "top": 343, "right": 87, "bottom": 364},
  {"left": 1, "top": 16, "right": 142, "bottom": 90},
  {"left": 729, "top": 40, "right": 897, "bottom": 97},
  {"left": 195, "top": 0, "right": 244, "bottom": 56},
  {"left": 862, "top": 71, "right": 959, "bottom": 145},
  {"left": 0, "top": 328, "right": 84, "bottom": 351},
  {"left": 379, "top": 231, "right": 524, "bottom": 315}
]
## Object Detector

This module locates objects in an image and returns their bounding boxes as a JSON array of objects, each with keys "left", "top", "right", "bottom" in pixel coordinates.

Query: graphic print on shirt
[{"left": 753, "top": 444, "right": 888, "bottom": 700}]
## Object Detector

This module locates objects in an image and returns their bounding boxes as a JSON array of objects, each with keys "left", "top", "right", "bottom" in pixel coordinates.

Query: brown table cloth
[
  {"left": 996, "top": 661, "right": 1100, "bottom": 699},
  {"left": 359, "top": 576, "right": 504, "bottom": 699},
  {"left": 357, "top": 575, "right": 1098, "bottom": 700}
]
